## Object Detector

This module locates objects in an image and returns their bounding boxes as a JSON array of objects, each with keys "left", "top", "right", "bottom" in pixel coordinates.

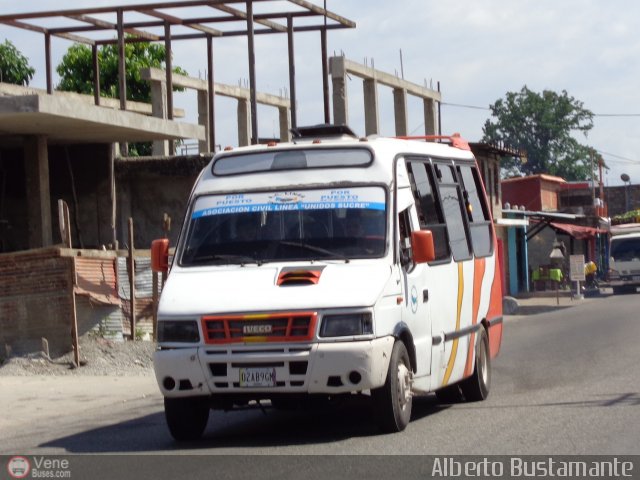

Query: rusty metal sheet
[{"left": 74, "top": 257, "right": 120, "bottom": 305}]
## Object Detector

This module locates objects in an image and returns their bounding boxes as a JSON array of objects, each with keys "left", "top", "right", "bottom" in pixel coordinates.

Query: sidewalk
[{"left": 504, "top": 287, "right": 611, "bottom": 318}]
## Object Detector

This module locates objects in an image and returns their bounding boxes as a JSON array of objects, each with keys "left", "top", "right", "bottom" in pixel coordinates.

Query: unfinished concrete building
[{"left": 0, "top": 1, "right": 355, "bottom": 355}]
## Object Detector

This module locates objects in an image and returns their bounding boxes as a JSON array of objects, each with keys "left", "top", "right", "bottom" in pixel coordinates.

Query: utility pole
[
  {"left": 598, "top": 155, "right": 604, "bottom": 207},
  {"left": 590, "top": 149, "right": 596, "bottom": 205}
]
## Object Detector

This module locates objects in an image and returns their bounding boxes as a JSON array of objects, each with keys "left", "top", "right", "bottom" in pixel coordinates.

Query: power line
[
  {"left": 441, "top": 102, "right": 640, "bottom": 118},
  {"left": 438, "top": 102, "right": 640, "bottom": 164},
  {"left": 595, "top": 149, "right": 640, "bottom": 165},
  {"left": 440, "top": 102, "right": 489, "bottom": 110},
  {"left": 594, "top": 113, "right": 640, "bottom": 117}
]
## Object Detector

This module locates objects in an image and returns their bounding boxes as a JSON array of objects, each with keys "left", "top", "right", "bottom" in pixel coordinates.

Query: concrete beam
[
  {"left": 24, "top": 135, "right": 52, "bottom": 248},
  {"left": 143, "top": 68, "right": 291, "bottom": 148},
  {"left": 333, "top": 57, "right": 441, "bottom": 101},
  {"left": 0, "top": 94, "right": 204, "bottom": 144},
  {"left": 142, "top": 68, "right": 291, "bottom": 108},
  {"left": 0, "top": 82, "right": 185, "bottom": 118}
]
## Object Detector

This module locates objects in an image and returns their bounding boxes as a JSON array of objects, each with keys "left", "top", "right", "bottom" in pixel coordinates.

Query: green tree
[
  {"left": 0, "top": 39, "right": 35, "bottom": 86},
  {"left": 482, "top": 86, "right": 594, "bottom": 180},
  {"left": 56, "top": 41, "right": 187, "bottom": 155}
]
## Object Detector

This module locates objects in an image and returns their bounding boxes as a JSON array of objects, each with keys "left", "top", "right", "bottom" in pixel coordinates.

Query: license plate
[{"left": 239, "top": 367, "right": 276, "bottom": 387}]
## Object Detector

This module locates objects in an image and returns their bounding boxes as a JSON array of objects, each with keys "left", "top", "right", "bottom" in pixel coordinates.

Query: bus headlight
[
  {"left": 157, "top": 320, "right": 200, "bottom": 343},
  {"left": 320, "top": 313, "right": 373, "bottom": 337}
]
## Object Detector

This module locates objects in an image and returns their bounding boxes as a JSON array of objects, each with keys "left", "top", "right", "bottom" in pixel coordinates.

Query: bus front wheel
[
  {"left": 164, "top": 396, "right": 210, "bottom": 441},
  {"left": 372, "top": 340, "right": 413, "bottom": 433}
]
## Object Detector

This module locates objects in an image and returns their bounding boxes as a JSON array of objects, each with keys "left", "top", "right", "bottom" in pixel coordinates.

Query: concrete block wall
[
  {"left": 0, "top": 248, "right": 73, "bottom": 356},
  {"left": 605, "top": 185, "right": 640, "bottom": 217},
  {"left": 116, "top": 155, "right": 210, "bottom": 249}
]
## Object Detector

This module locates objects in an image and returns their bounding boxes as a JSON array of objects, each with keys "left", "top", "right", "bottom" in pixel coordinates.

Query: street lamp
[{"left": 621, "top": 173, "right": 631, "bottom": 212}]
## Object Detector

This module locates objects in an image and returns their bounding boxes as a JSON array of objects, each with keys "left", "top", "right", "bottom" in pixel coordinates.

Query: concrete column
[
  {"left": 95, "top": 145, "right": 113, "bottom": 248},
  {"left": 423, "top": 98, "right": 437, "bottom": 135},
  {"left": 507, "top": 225, "right": 518, "bottom": 296},
  {"left": 150, "top": 79, "right": 169, "bottom": 156},
  {"left": 521, "top": 226, "right": 530, "bottom": 293},
  {"left": 278, "top": 106, "right": 290, "bottom": 143},
  {"left": 330, "top": 57, "right": 348, "bottom": 126},
  {"left": 237, "top": 98, "right": 251, "bottom": 147},
  {"left": 393, "top": 88, "right": 408, "bottom": 136},
  {"left": 197, "top": 89, "right": 210, "bottom": 153},
  {"left": 24, "top": 135, "right": 52, "bottom": 248},
  {"left": 363, "top": 79, "right": 379, "bottom": 136}
]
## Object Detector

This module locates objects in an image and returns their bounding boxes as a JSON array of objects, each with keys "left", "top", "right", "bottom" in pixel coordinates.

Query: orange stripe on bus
[
  {"left": 464, "top": 257, "right": 486, "bottom": 377},
  {"left": 443, "top": 263, "right": 464, "bottom": 386},
  {"left": 487, "top": 254, "right": 504, "bottom": 358}
]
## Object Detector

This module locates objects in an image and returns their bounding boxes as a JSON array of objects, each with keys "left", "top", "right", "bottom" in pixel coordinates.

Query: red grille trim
[{"left": 202, "top": 312, "right": 317, "bottom": 344}]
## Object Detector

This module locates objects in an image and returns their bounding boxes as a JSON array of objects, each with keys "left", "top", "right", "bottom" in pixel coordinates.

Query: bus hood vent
[{"left": 277, "top": 266, "right": 326, "bottom": 286}]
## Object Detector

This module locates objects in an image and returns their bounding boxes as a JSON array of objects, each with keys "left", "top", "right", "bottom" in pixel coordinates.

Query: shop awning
[{"left": 549, "top": 222, "right": 604, "bottom": 240}]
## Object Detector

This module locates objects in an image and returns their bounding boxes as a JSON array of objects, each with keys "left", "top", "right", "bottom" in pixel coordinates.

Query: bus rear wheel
[
  {"left": 372, "top": 340, "right": 413, "bottom": 433},
  {"left": 460, "top": 328, "right": 491, "bottom": 401},
  {"left": 164, "top": 396, "right": 210, "bottom": 441}
]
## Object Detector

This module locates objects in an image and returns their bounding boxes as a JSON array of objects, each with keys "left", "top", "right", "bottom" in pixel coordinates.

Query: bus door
[
  {"left": 397, "top": 186, "right": 432, "bottom": 378},
  {"left": 406, "top": 158, "right": 474, "bottom": 387}
]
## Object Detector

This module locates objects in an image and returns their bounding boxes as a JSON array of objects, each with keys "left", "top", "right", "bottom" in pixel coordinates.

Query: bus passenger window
[
  {"left": 398, "top": 208, "right": 413, "bottom": 269},
  {"left": 436, "top": 164, "right": 471, "bottom": 261},
  {"left": 458, "top": 165, "right": 493, "bottom": 257},
  {"left": 406, "top": 160, "right": 450, "bottom": 261}
]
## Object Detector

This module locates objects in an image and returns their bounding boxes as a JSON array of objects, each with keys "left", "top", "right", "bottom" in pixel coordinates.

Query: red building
[{"left": 501, "top": 174, "right": 566, "bottom": 211}]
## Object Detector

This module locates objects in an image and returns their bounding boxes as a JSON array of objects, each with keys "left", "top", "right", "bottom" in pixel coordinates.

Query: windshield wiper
[
  {"left": 190, "top": 253, "right": 263, "bottom": 266},
  {"left": 279, "top": 241, "right": 349, "bottom": 263}
]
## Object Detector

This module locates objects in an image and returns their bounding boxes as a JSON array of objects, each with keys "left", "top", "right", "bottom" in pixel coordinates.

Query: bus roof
[{"left": 194, "top": 134, "right": 476, "bottom": 197}]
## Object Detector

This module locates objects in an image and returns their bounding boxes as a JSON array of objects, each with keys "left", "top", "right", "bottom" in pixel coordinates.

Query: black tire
[
  {"left": 164, "top": 396, "right": 210, "bottom": 441},
  {"left": 460, "top": 328, "right": 491, "bottom": 402},
  {"left": 372, "top": 341, "right": 413, "bottom": 433},
  {"left": 435, "top": 383, "right": 464, "bottom": 404},
  {"left": 612, "top": 286, "right": 624, "bottom": 295}
]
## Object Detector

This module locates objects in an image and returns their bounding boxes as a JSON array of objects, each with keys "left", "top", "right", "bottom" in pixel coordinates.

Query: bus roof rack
[
  {"left": 290, "top": 124, "right": 357, "bottom": 139},
  {"left": 395, "top": 133, "right": 471, "bottom": 151}
]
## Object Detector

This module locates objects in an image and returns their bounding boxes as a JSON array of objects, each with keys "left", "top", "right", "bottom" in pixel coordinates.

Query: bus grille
[{"left": 202, "top": 312, "right": 317, "bottom": 344}]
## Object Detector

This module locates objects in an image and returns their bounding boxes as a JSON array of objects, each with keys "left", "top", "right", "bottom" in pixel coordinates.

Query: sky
[{"left": 2, "top": 0, "right": 640, "bottom": 186}]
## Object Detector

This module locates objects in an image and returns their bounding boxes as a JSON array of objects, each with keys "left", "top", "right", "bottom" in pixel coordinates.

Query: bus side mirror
[
  {"left": 151, "top": 238, "right": 169, "bottom": 273},
  {"left": 411, "top": 230, "right": 435, "bottom": 264}
]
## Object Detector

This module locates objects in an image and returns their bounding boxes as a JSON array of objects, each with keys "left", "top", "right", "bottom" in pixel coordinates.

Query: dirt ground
[{"left": 0, "top": 336, "right": 155, "bottom": 376}]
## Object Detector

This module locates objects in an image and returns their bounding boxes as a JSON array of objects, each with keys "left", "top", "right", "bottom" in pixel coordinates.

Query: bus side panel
[
  {"left": 439, "top": 259, "right": 475, "bottom": 389},
  {"left": 463, "top": 257, "right": 486, "bottom": 377},
  {"left": 486, "top": 246, "right": 504, "bottom": 359}
]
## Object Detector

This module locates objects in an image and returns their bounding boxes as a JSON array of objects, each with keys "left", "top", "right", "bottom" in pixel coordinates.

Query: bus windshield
[{"left": 180, "top": 186, "right": 387, "bottom": 266}]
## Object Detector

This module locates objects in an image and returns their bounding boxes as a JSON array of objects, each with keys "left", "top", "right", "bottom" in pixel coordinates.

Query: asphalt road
[{"left": 2, "top": 293, "right": 639, "bottom": 458}]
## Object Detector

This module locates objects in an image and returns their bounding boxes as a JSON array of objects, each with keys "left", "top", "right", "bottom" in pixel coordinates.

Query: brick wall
[
  {"left": 0, "top": 247, "right": 162, "bottom": 357},
  {"left": 0, "top": 248, "right": 73, "bottom": 356}
]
